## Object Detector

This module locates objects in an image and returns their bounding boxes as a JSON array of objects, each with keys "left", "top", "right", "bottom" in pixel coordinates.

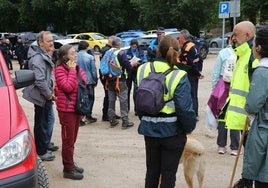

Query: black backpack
[
  {"left": 75, "top": 68, "right": 91, "bottom": 115},
  {"left": 65, "top": 67, "right": 91, "bottom": 115},
  {"left": 135, "top": 62, "right": 172, "bottom": 115}
]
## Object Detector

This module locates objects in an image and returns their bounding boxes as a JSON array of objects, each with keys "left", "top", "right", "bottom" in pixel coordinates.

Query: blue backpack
[{"left": 100, "top": 48, "right": 122, "bottom": 80}]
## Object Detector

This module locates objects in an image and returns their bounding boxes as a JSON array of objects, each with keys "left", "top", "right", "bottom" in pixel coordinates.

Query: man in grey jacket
[{"left": 22, "top": 31, "right": 56, "bottom": 161}]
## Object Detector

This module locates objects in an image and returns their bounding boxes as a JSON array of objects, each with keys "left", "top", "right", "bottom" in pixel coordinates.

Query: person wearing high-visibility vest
[
  {"left": 106, "top": 36, "right": 138, "bottom": 129},
  {"left": 224, "top": 21, "right": 256, "bottom": 188},
  {"left": 137, "top": 35, "right": 196, "bottom": 188}
]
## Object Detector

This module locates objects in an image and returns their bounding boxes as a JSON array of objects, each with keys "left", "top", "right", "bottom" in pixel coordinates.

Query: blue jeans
[
  {"left": 34, "top": 100, "right": 53, "bottom": 155},
  {"left": 47, "top": 104, "right": 55, "bottom": 145}
]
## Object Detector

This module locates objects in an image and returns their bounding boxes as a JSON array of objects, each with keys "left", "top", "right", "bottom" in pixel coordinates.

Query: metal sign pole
[{"left": 222, "top": 18, "right": 226, "bottom": 49}]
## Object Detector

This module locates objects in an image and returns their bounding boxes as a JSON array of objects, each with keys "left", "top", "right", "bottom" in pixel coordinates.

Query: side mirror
[{"left": 13, "top": 70, "right": 35, "bottom": 90}]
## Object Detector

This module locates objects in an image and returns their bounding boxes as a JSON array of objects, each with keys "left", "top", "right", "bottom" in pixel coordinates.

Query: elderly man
[
  {"left": 221, "top": 21, "right": 256, "bottom": 188},
  {"left": 22, "top": 31, "right": 56, "bottom": 161}
]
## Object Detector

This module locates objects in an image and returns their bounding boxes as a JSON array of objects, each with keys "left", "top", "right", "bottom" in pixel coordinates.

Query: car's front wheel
[
  {"left": 37, "top": 157, "right": 49, "bottom": 188},
  {"left": 199, "top": 46, "right": 208, "bottom": 59},
  {"left": 210, "top": 42, "right": 218, "bottom": 48}
]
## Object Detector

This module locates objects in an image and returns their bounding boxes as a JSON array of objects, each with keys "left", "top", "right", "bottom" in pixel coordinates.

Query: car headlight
[{"left": 0, "top": 130, "right": 32, "bottom": 171}]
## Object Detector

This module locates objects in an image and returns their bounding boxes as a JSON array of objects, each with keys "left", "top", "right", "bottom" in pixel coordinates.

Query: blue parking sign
[{"left": 219, "top": 2, "right": 230, "bottom": 18}]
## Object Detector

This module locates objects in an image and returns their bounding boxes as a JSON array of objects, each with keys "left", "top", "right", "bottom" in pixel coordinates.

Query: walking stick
[{"left": 228, "top": 121, "right": 249, "bottom": 188}]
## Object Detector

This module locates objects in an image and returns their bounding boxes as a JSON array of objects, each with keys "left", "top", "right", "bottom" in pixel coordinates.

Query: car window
[
  {"left": 92, "top": 33, "right": 106, "bottom": 40},
  {"left": 77, "top": 35, "right": 89, "bottom": 40}
]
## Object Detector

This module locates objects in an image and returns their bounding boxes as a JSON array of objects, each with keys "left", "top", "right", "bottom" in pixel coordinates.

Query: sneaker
[
  {"left": 48, "top": 142, "right": 59, "bottom": 151},
  {"left": 86, "top": 116, "right": 97, "bottom": 123},
  {"left": 110, "top": 119, "right": 119, "bottom": 128},
  {"left": 122, "top": 121, "right": 134, "bottom": 130},
  {"left": 63, "top": 170, "right": 83, "bottom": 180},
  {"left": 230, "top": 150, "right": 243, "bottom": 156},
  {"left": 233, "top": 178, "right": 253, "bottom": 188},
  {"left": 218, "top": 147, "right": 227, "bottom": 154},
  {"left": 39, "top": 151, "right": 55, "bottom": 161}
]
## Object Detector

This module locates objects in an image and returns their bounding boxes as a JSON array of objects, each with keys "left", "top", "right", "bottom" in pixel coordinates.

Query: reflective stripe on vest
[
  {"left": 137, "top": 61, "right": 187, "bottom": 114},
  {"left": 141, "top": 116, "right": 177, "bottom": 123}
]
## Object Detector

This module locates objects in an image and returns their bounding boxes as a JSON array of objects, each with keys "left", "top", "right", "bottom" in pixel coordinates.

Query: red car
[{"left": 0, "top": 51, "right": 49, "bottom": 187}]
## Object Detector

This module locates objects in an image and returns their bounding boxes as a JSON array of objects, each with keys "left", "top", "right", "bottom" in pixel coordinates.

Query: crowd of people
[{"left": 2, "top": 22, "right": 268, "bottom": 187}]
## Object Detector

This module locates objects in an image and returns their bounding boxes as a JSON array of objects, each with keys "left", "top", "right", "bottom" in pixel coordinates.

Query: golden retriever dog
[{"left": 180, "top": 136, "right": 206, "bottom": 188}]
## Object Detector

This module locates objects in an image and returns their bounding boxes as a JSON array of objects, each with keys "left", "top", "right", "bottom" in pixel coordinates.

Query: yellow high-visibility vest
[{"left": 137, "top": 60, "right": 187, "bottom": 114}]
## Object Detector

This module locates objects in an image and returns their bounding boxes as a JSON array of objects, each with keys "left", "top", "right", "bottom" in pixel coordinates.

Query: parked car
[
  {"left": 73, "top": 32, "right": 108, "bottom": 52},
  {"left": 136, "top": 31, "right": 209, "bottom": 59},
  {"left": 0, "top": 51, "right": 49, "bottom": 187},
  {"left": 209, "top": 32, "right": 233, "bottom": 48}
]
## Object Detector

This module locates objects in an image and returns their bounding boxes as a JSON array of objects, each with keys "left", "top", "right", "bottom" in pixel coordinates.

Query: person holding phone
[{"left": 54, "top": 44, "right": 87, "bottom": 180}]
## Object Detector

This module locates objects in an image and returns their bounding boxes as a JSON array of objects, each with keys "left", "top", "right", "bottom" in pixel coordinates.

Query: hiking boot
[
  {"left": 63, "top": 170, "right": 83, "bottom": 180},
  {"left": 74, "top": 164, "right": 84, "bottom": 173},
  {"left": 110, "top": 119, "right": 119, "bottom": 128},
  {"left": 115, "top": 114, "right": 121, "bottom": 119},
  {"left": 122, "top": 121, "right": 134, "bottom": 130},
  {"left": 86, "top": 116, "right": 97, "bottom": 123},
  {"left": 233, "top": 178, "right": 253, "bottom": 188},
  {"left": 39, "top": 151, "right": 55, "bottom": 161},
  {"left": 48, "top": 142, "right": 59, "bottom": 151}
]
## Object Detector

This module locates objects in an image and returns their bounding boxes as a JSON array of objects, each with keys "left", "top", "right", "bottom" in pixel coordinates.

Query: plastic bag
[{"left": 205, "top": 105, "right": 218, "bottom": 132}]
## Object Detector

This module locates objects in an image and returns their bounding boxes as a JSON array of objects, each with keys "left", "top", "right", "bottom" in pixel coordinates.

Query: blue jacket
[
  {"left": 138, "top": 71, "right": 196, "bottom": 138},
  {"left": 125, "top": 47, "right": 147, "bottom": 64},
  {"left": 77, "top": 50, "right": 98, "bottom": 85}
]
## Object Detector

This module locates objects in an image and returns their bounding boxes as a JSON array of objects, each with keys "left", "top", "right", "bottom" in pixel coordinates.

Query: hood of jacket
[
  {"left": 28, "top": 45, "right": 54, "bottom": 67},
  {"left": 257, "top": 57, "right": 268, "bottom": 68}
]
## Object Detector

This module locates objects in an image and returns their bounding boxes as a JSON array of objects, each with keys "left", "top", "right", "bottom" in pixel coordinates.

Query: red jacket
[{"left": 54, "top": 63, "right": 87, "bottom": 112}]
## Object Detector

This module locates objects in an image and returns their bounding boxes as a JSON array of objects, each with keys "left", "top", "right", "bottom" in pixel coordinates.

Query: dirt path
[{"left": 16, "top": 53, "right": 243, "bottom": 188}]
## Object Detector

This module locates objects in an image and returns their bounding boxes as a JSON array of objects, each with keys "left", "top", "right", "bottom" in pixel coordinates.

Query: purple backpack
[{"left": 135, "top": 62, "right": 172, "bottom": 115}]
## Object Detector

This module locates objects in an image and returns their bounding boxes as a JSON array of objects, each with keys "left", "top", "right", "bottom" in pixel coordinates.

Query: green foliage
[{"left": 0, "top": 0, "right": 267, "bottom": 35}]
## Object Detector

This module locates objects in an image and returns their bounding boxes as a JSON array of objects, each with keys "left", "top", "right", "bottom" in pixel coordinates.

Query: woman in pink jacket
[{"left": 54, "top": 44, "right": 87, "bottom": 180}]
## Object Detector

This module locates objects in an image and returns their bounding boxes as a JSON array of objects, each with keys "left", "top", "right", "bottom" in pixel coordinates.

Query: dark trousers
[
  {"left": 126, "top": 73, "right": 138, "bottom": 113},
  {"left": 58, "top": 111, "right": 82, "bottom": 171},
  {"left": 144, "top": 134, "right": 186, "bottom": 188},
  {"left": 100, "top": 70, "right": 109, "bottom": 118},
  {"left": 217, "top": 122, "right": 240, "bottom": 150},
  {"left": 188, "top": 76, "right": 199, "bottom": 117},
  {"left": 34, "top": 100, "right": 53, "bottom": 155},
  {"left": 255, "top": 180, "right": 268, "bottom": 188}
]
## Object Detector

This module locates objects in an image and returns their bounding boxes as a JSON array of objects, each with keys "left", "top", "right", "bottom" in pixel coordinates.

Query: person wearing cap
[
  {"left": 125, "top": 38, "right": 147, "bottom": 114},
  {"left": 147, "top": 27, "right": 165, "bottom": 61}
]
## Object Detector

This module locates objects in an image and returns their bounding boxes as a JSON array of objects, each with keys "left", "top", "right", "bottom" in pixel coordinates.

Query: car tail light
[{"left": 0, "top": 130, "right": 32, "bottom": 171}]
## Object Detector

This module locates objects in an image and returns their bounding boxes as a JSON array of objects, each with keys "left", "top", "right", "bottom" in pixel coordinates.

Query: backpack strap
[{"left": 150, "top": 62, "right": 173, "bottom": 100}]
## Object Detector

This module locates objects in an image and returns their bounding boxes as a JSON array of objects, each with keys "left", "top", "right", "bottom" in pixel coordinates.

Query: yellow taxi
[{"left": 73, "top": 32, "right": 108, "bottom": 52}]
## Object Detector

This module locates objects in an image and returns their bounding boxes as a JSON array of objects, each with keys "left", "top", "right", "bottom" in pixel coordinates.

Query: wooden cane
[{"left": 228, "top": 121, "right": 249, "bottom": 188}]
